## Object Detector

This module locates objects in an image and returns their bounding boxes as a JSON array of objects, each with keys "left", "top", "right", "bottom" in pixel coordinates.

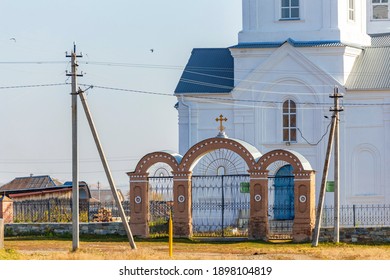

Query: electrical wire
[
  {"left": 0, "top": 81, "right": 388, "bottom": 108},
  {"left": 0, "top": 61, "right": 67, "bottom": 65},
  {"left": 296, "top": 119, "right": 333, "bottom": 146},
  {"left": 0, "top": 83, "right": 68, "bottom": 90},
  {"left": 83, "top": 83, "right": 390, "bottom": 107}
]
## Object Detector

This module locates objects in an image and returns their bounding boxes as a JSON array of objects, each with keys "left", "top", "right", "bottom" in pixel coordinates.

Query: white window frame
[
  {"left": 280, "top": 0, "right": 300, "bottom": 20},
  {"left": 348, "top": 0, "right": 355, "bottom": 21},
  {"left": 282, "top": 100, "right": 297, "bottom": 143},
  {"left": 372, "top": 0, "right": 389, "bottom": 20}
]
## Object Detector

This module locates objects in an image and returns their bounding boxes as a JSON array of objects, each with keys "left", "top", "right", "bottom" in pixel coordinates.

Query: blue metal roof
[
  {"left": 174, "top": 48, "right": 234, "bottom": 94},
  {"left": 230, "top": 38, "right": 344, "bottom": 49}
]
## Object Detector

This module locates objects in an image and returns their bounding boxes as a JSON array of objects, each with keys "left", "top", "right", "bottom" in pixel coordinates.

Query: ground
[{"left": 1, "top": 236, "right": 390, "bottom": 260}]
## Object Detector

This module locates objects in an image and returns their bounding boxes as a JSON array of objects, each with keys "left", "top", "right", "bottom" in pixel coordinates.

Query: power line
[
  {"left": 84, "top": 83, "right": 390, "bottom": 107},
  {"left": 0, "top": 61, "right": 67, "bottom": 64},
  {"left": 1, "top": 59, "right": 390, "bottom": 96},
  {"left": 0, "top": 81, "right": 389, "bottom": 107},
  {"left": 0, "top": 83, "right": 68, "bottom": 90}
]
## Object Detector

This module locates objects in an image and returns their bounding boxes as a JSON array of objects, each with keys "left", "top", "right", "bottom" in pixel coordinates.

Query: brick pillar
[
  {"left": 248, "top": 171, "right": 269, "bottom": 241},
  {"left": 0, "top": 195, "right": 13, "bottom": 224},
  {"left": 129, "top": 173, "right": 149, "bottom": 238},
  {"left": 293, "top": 171, "right": 316, "bottom": 242},
  {"left": 172, "top": 171, "right": 192, "bottom": 238}
]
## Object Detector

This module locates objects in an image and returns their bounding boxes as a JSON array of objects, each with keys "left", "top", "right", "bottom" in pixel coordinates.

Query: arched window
[{"left": 283, "top": 100, "right": 297, "bottom": 142}]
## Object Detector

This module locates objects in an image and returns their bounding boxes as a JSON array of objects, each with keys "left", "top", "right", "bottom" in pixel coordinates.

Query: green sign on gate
[
  {"left": 326, "top": 181, "right": 334, "bottom": 192},
  {"left": 240, "top": 182, "right": 250, "bottom": 193}
]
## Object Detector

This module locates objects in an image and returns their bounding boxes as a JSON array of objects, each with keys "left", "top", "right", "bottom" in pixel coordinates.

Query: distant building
[
  {"left": 90, "top": 189, "right": 124, "bottom": 203},
  {"left": 0, "top": 175, "right": 92, "bottom": 202}
]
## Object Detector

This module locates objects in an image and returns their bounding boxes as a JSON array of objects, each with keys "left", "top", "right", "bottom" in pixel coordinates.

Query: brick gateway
[{"left": 128, "top": 137, "right": 316, "bottom": 242}]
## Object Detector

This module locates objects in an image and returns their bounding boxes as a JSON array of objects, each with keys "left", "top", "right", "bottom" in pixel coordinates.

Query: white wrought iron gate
[{"left": 192, "top": 174, "right": 250, "bottom": 237}]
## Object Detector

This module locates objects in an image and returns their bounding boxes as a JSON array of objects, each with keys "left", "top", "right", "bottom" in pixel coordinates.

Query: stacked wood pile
[{"left": 92, "top": 207, "right": 113, "bottom": 222}]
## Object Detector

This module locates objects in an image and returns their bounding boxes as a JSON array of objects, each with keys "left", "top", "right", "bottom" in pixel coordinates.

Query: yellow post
[{"left": 169, "top": 212, "right": 173, "bottom": 257}]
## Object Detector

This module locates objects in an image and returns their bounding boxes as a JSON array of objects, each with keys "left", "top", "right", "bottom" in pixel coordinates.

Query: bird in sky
[
  {"left": 10, "top": 38, "right": 16, "bottom": 42},
  {"left": 150, "top": 49, "right": 154, "bottom": 53}
]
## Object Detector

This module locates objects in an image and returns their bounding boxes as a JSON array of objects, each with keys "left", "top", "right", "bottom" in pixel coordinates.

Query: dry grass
[{"left": 2, "top": 237, "right": 390, "bottom": 260}]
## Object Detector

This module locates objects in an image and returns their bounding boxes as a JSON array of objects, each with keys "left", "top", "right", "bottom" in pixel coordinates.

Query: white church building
[{"left": 174, "top": 0, "right": 390, "bottom": 206}]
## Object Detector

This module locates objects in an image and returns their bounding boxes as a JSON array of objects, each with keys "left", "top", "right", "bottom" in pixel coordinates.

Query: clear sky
[{"left": 0, "top": 0, "right": 242, "bottom": 190}]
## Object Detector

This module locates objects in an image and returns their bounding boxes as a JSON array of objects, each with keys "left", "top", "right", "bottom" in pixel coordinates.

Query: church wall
[
  {"left": 197, "top": 105, "right": 234, "bottom": 140},
  {"left": 230, "top": 48, "right": 274, "bottom": 87},
  {"left": 234, "top": 108, "right": 256, "bottom": 145},
  {"left": 239, "top": 0, "right": 340, "bottom": 43},
  {"left": 338, "top": 0, "right": 371, "bottom": 46},
  {"left": 385, "top": 98, "right": 390, "bottom": 204},
  {"left": 342, "top": 93, "right": 389, "bottom": 205},
  {"left": 177, "top": 99, "right": 191, "bottom": 155},
  {"left": 300, "top": 47, "right": 362, "bottom": 85},
  {"left": 240, "top": 0, "right": 374, "bottom": 46}
]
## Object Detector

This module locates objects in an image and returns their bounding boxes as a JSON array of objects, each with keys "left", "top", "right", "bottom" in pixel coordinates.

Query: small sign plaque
[
  {"left": 326, "top": 181, "right": 334, "bottom": 192},
  {"left": 240, "top": 182, "right": 250, "bottom": 193}
]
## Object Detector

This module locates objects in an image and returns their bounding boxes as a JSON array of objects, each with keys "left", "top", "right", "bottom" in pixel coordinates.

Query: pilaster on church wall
[
  {"left": 233, "top": 108, "right": 256, "bottom": 146},
  {"left": 384, "top": 98, "right": 390, "bottom": 204},
  {"left": 177, "top": 98, "right": 199, "bottom": 155}
]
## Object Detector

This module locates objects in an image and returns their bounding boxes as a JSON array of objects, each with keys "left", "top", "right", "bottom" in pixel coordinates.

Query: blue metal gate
[{"left": 273, "top": 164, "right": 294, "bottom": 220}]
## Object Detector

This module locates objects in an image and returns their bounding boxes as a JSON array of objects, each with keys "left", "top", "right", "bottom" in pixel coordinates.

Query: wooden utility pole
[
  {"left": 66, "top": 43, "right": 83, "bottom": 252},
  {"left": 330, "top": 87, "right": 343, "bottom": 243}
]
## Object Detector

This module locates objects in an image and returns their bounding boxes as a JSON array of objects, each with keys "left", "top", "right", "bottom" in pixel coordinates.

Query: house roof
[
  {"left": 174, "top": 48, "right": 234, "bottom": 94},
  {"left": 345, "top": 46, "right": 390, "bottom": 90},
  {"left": 0, "top": 195, "right": 13, "bottom": 202},
  {"left": 0, "top": 175, "right": 62, "bottom": 192}
]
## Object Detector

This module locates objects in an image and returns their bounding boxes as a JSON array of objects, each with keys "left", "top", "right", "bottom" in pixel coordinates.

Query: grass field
[{"left": 1, "top": 236, "right": 390, "bottom": 260}]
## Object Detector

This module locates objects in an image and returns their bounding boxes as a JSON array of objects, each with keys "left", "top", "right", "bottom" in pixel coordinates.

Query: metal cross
[{"left": 216, "top": 114, "right": 227, "bottom": 133}]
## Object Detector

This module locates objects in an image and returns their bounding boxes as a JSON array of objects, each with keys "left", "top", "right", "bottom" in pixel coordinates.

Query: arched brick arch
[
  {"left": 179, "top": 137, "right": 262, "bottom": 173},
  {"left": 132, "top": 151, "right": 182, "bottom": 175},
  {"left": 128, "top": 142, "right": 315, "bottom": 241},
  {"left": 250, "top": 149, "right": 315, "bottom": 242},
  {"left": 256, "top": 149, "right": 312, "bottom": 172},
  {"left": 127, "top": 151, "right": 181, "bottom": 237}
]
